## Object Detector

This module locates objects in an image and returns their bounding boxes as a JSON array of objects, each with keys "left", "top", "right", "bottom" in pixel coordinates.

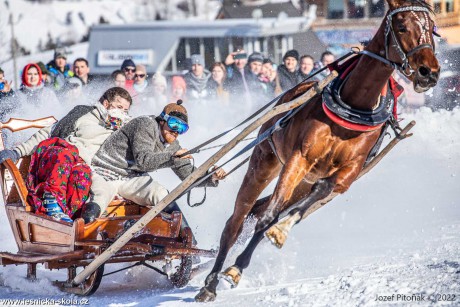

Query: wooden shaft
[{"left": 71, "top": 71, "right": 339, "bottom": 285}]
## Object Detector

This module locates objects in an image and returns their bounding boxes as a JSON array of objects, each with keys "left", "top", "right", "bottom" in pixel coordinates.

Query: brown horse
[{"left": 195, "top": 0, "right": 440, "bottom": 302}]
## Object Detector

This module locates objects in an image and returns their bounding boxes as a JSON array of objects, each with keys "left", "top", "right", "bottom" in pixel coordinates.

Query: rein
[{"left": 177, "top": 50, "right": 357, "bottom": 159}]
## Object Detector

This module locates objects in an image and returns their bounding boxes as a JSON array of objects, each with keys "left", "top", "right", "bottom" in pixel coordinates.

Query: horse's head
[{"left": 385, "top": 0, "right": 440, "bottom": 93}]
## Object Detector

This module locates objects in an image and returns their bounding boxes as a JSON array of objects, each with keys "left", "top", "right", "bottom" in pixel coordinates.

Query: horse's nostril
[{"left": 418, "top": 66, "right": 430, "bottom": 77}]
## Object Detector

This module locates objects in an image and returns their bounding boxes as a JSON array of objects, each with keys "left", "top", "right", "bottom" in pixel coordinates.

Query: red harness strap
[
  {"left": 323, "top": 53, "right": 404, "bottom": 132},
  {"left": 322, "top": 103, "right": 385, "bottom": 132}
]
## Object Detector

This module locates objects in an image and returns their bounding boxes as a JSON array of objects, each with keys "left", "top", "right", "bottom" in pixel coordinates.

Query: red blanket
[{"left": 26, "top": 137, "right": 91, "bottom": 218}]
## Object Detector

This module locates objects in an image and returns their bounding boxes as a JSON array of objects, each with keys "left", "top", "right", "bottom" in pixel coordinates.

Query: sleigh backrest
[{"left": 0, "top": 117, "right": 57, "bottom": 207}]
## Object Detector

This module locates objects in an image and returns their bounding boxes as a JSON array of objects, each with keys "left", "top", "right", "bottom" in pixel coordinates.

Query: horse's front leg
[
  {"left": 220, "top": 150, "right": 309, "bottom": 287},
  {"left": 266, "top": 162, "right": 363, "bottom": 248},
  {"left": 257, "top": 150, "right": 309, "bottom": 231},
  {"left": 195, "top": 146, "right": 281, "bottom": 302}
]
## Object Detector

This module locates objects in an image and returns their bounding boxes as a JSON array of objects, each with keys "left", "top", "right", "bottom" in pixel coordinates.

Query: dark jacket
[
  {"left": 226, "top": 65, "right": 266, "bottom": 100},
  {"left": 277, "top": 64, "right": 302, "bottom": 91}
]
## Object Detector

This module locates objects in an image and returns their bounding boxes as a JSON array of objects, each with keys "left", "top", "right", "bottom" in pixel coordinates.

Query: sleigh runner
[{"left": 0, "top": 117, "right": 215, "bottom": 296}]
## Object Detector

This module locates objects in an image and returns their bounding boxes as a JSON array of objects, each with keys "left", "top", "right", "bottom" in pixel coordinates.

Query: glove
[{"left": 0, "top": 149, "right": 20, "bottom": 164}]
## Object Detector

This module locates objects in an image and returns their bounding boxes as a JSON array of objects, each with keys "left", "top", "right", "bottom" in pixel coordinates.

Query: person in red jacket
[{"left": 121, "top": 59, "right": 136, "bottom": 95}]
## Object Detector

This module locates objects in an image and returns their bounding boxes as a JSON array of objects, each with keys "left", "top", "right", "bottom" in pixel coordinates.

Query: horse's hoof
[
  {"left": 219, "top": 266, "right": 241, "bottom": 288},
  {"left": 195, "top": 287, "right": 216, "bottom": 302},
  {"left": 265, "top": 225, "right": 286, "bottom": 249}
]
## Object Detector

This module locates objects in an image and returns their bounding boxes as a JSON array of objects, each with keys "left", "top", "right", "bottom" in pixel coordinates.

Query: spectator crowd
[
  {"left": 0, "top": 46, "right": 336, "bottom": 224},
  {"left": 0, "top": 47, "right": 336, "bottom": 121}
]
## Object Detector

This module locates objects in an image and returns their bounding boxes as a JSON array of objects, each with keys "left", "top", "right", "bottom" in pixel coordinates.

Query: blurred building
[
  {"left": 87, "top": 14, "right": 317, "bottom": 75},
  {"left": 217, "top": 0, "right": 326, "bottom": 59},
  {"left": 221, "top": 0, "right": 460, "bottom": 50},
  {"left": 308, "top": 0, "right": 460, "bottom": 46}
]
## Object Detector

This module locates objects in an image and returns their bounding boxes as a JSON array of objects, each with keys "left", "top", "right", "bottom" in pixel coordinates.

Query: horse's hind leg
[
  {"left": 265, "top": 177, "right": 335, "bottom": 248},
  {"left": 195, "top": 145, "right": 281, "bottom": 302},
  {"left": 220, "top": 150, "right": 309, "bottom": 286},
  {"left": 250, "top": 179, "right": 313, "bottom": 219}
]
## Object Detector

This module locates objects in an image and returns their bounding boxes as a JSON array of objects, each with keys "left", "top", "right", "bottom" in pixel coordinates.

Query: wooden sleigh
[{"left": 0, "top": 117, "right": 216, "bottom": 296}]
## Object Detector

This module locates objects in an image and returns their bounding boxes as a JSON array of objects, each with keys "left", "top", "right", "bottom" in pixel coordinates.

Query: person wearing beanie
[
  {"left": 239, "top": 52, "right": 266, "bottom": 101},
  {"left": 46, "top": 48, "right": 74, "bottom": 93},
  {"left": 276, "top": 49, "right": 302, "bottom": 92},
  {"left": 132, "top": 64, "right": 151, "bottom": 99},
  {"left": 283, "top": 49, "right": 300, "bottom": 62},
  {"left": 151, "top": 72, "right": 168, "bottom": 106},
  {"left": 90, "top": 100, "right": 227, "bottom": 222},
  {"left": 184, "top": 54, "right": 211, "bottom": 101},
  {"left": 121, "top": 59, "right": 136, "bottom": 81},
  {"left": 247, "top": 52, "right": 264, "bottom": 75},
  {"left": 121, "top": 59, "right": 137, "bottom": 94},
  {"left": 36, "top": 61, "right": 52, "bottom": 87},
  {"left": 170, "top": 75, "right": 187, "bottom": 103}
]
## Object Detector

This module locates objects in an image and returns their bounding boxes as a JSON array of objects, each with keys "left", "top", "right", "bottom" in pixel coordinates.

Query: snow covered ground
[{"left": 0, "top": 105, "right": 459, "bottom": 306}]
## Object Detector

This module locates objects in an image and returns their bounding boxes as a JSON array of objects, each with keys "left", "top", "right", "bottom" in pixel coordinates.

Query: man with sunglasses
[
  {"left": 132, "top": 64, "right": 151, "bottom": 105},
  {"left": 86, "top": 100, "right": 227, "bottom": 224},
  {"left": 121, "top": 59, "right": 136, "bottom": 93}
]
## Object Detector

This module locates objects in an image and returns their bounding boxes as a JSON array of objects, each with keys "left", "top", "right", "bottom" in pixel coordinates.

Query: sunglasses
[
  {"left": 124, "top": 68, "right": 135, "bottom": 73},
  {"left": 162, "top": 113, "right": 189, "bottom": 135},
  {"left": 135, "top": 74, "right": 146, "bottom": 78}
]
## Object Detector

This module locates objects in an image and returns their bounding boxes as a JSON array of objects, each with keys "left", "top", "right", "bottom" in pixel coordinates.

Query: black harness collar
[{"left": 323, "top": 56, "right": 396, "bottom": 127}]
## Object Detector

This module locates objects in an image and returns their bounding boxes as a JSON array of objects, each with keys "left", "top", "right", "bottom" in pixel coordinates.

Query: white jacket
[{"left": 14, "top": 103, "right": 113, "bottom": 164}]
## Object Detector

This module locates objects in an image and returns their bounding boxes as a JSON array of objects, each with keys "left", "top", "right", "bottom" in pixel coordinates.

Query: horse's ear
[{"left": 386, "top": 0, "right": 403, "bottom": 9}]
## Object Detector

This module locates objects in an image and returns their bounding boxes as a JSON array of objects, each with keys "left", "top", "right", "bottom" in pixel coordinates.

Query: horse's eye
[{"left": 397, "top": 25, "right": 407, "bottom": 33}]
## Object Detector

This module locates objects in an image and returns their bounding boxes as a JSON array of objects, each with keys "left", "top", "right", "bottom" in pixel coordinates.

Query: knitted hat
[
  {"left": 283, "top": 49, "right": 299, "bottom": 61},
  {"left": 171, "top": 75, "right": 186, "bottom": 91},
  {"left": 135, "top": 64, "right": 147, "bottom": 74},
  {"left": 248, "top": 52, "right": 264, "bottom": 64},
  {"left": 66, "top": 77, "right": 83, "bottom": 89},
  {"left": 152, "top": 73, "right": 167, "bottom": 87},
  {"left": 54, "top": 48, "right": 67, "bottom": 60},
  {"left": 263, "top": 58, "right": 273, "bottom": 65},
  {"left": 121, "top": 59, "right": 136, "bottom": 70},
  {"left": 36, "top": 62, "right": 49, "bottom": 75},
  {"left": 162, "top": 99, "right": 188, "bottom": 123},
  {"left": 190, "top": 54, "right": 205, "bottom": 66}
]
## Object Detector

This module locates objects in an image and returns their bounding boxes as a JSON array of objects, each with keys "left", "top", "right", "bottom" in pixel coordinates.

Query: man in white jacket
[
  {"left": 0, "top": 87, "right": 132, "bottom": 165},
  {"left": 0, "top": 87, "right": 132, "bottom": 222}
]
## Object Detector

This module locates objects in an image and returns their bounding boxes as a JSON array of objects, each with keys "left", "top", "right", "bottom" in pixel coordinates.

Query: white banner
[{"left": 97, "top": 49, "right": 154, "bottom": 66}]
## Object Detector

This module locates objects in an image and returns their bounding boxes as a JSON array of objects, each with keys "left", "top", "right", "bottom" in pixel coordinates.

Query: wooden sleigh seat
[{"left": 1, "top": 156, "right": 184, "bottom": 256}]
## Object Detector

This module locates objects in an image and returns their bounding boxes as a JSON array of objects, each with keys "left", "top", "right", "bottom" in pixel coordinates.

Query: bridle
[
  {"left": 361, "top": 5, "right": 438, "bottom": 76},
  {"left": 385, "top": 6, "right": 436, "bottom": 76}
]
